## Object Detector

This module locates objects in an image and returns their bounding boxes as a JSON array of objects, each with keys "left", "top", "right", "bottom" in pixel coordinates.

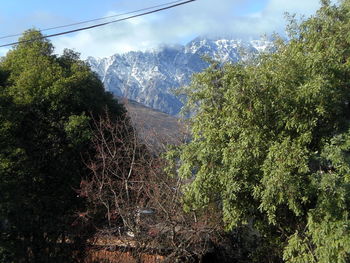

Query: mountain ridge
[{"left": 87, "top": 37, "right": 273, "bottom": 115}]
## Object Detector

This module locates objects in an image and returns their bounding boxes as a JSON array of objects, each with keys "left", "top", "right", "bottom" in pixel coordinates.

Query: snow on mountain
[{"left": 87, "top": 37, "right": 273, "bottom": 115}]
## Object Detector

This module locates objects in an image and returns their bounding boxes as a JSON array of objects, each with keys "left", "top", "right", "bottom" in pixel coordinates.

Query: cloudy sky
[{"left": 0, "top": 0, "right": 329, "bottom": 59}]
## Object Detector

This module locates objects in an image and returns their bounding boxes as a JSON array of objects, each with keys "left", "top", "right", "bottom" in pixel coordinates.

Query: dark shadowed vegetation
[{"left": 0, "top": 29, "right": 126, "bottom": 262}]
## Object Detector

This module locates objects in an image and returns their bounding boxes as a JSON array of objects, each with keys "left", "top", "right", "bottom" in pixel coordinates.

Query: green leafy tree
[
  {"left": 0, "top": 30, "right": 125, "bottom": 262},
  {"left": 167, "top": 1, "right": 350, "bottom": 262}
]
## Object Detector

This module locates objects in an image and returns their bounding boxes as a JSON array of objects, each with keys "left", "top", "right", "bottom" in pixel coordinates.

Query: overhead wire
[
  {"left": 0, "top": 0, "right": 196, "bottom": 48},
  {"left": 0, "top": 0, "right": 185, "bottom": 40}
]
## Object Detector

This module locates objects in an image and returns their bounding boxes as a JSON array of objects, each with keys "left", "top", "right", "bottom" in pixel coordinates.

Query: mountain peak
[{"left": 88, "top": 36, "right": 273, "bottom": 115}]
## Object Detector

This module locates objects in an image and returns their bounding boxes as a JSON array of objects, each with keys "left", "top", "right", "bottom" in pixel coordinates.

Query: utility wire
[
  {"left": 0, "top": 0, "right": 185, "bottom": 40},
  {"left": 0, "top": 0, "right": 196, "bottom": 48}
]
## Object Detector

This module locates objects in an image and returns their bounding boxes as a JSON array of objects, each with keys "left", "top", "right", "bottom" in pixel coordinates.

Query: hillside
[{"left": 118, "top": 97, "right": 187, "bottom": 151}]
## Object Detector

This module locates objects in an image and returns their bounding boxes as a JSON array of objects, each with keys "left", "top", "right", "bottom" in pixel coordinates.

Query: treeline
[{"left": 1, "top": 0, "right": 350, "bottom": 262}]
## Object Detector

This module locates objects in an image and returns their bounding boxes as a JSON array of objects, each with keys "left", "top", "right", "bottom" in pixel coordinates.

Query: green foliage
[
  {"left": 168, "top": 1, "right": 350, "bottom": 262},
  {"left": 284, "top": 131, "right": 350, "bottom": 263},
  {"left": 0, "top": 29, "right": 125, "bottom": 262},
  {"left": 64, "top": 114, "right": 92, "bottom": 146}
]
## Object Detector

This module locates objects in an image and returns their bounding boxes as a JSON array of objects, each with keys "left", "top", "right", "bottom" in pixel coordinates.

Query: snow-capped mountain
[{"left": 87, "top": 37, "right": 273, "bottom": 115}]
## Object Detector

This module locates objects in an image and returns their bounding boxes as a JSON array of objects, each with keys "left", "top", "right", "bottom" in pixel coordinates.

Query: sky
[{"left": 0, "top": 0, "right": 331, "bottom": 59}]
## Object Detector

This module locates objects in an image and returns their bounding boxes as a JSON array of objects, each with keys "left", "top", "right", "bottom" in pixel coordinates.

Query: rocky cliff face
[{"left": 87, "top": 37, "right": 273, "bottom": 115}]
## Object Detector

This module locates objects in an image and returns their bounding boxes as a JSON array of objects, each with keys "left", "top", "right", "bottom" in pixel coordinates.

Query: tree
[
  {"left": 0, "top": 30, "right": 125, "bottom": 262},
  {"left": 167, "top": 1, "right": 350, "bottom": 262},
  {"left": 80, "top": 114, "right": 225, "bottom": 262}
]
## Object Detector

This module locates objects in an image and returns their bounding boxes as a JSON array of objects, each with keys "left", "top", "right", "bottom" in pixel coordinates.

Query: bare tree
[{"left": 79, "top": 112, "right": 224, "bottom": 262}]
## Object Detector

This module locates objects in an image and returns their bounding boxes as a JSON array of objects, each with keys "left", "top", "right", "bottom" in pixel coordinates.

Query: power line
[
  {"left": 0, "top": 0, "right": 185, "bottom": 40},
  {"left": 0, "top": 0, "right": 196, "bottom": 48}
]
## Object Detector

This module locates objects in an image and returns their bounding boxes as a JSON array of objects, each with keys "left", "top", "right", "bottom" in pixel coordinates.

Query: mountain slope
[
  {"left": 118, "top": 97, "right": 186, "bottom": 152},
  {"left": 88, "top": 37, "right": 273, "bottom": 115}
]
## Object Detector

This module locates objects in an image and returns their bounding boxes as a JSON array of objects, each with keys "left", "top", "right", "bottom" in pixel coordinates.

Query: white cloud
[
  {"left": 0, "top": 48, "right": 10, "bottom": 57},
  {"left": 4, "top": 0, "right": 331, "bottom": 59},
  {"left": 52, "top": 0, "right": 252, "bottom": 58},
  {"left": 53, "top": 14, "right": 165, "bottom": 58}
]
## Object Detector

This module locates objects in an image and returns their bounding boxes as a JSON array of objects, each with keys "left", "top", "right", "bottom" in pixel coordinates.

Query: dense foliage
[
  {"left": 168, "top": 1, "right": 350, "bottom": 262},
  {"left": 0, "top": 30, "right": 125, "bottom": 262}
]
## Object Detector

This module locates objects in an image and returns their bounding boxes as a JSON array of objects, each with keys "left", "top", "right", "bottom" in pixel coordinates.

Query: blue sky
[{"left": 0, "top": 0, "right": 326, "bottom": 58}]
